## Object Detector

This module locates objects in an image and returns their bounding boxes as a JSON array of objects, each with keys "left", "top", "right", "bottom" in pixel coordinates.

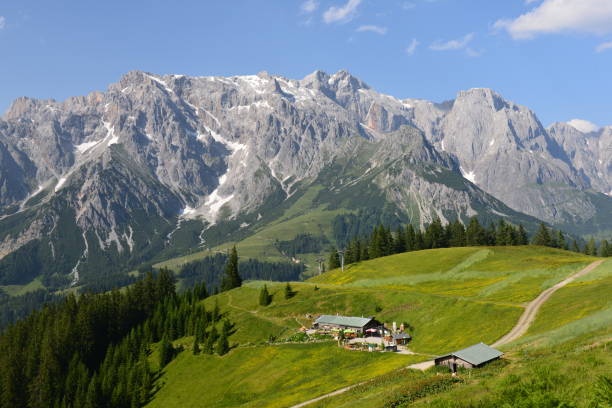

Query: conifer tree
[
  {"left": 405, "top": 224, "right": 416, "bottom": 251},
  {"left": 328, "top": 247, "right": 341, "bottom": 270},
  {"left": 394, "top": 226, "right": 407, "bottom": 253},
  {"left": 557, "top": 231, "right": 568, "bottom": 250},
  {"left": 599, "top": 240, "right": 610, "bottom": 257},
  {"left": 571, "top": 239, "right": 581, "bottom": 253},
  {"left": 586, "top": 238, "right": 597, "bottom": 256},
  {"left": 518, "top": 225, "right": 529, "bottom": 245},
  {"left": 158, "top": 336, "right": 173, "bottom": 370},
  {"left": 532, "top": 223, "right": 552, "bottom": 246},
  {"left": 221, "top": 246, "right": 242, "bottom": 291},
  {"left": 284, "top": 283, "right": 295, "bottom": 299},
  {"left": 414, "top": 230, "right": 425, "bottom": 250},
  {"left": 203, "top": 334, "right": 215, "bottom": 355},
  {"left": 192, "top": 337, "right": 200, "bottom": 355},
  {"left": 466, "top": 217, "right": 486, "bottom": 246},
  {"left": 259, "top": 285, "right": 272, "bottom": 306},
  {"left": 448, "top": 219, "right": 467, "bottom": 247},
  {"left": 215, "top": 332, "right": 229, "bottom": 356}
]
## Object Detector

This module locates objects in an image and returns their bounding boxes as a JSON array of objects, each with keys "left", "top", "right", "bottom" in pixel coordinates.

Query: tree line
[
  {"left": 0, "top": 269, "right": 233, "bottom": 408},
  {"left": 328, "top": 217, "right": 611, "bottom": 269},
  {"left": 178, "top": 247, "right": 304, "bottom": 291}
]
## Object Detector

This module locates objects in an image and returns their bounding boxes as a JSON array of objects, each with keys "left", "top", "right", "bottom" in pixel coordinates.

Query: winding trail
[
  {"left": 491, "top": 259, "right": 603, "bottom": 347},
  {"left": 287, "top": 260, "right": 604, "bottom": 408}
]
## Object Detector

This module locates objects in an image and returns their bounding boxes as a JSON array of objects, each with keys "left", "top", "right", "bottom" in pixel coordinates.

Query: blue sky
[{"left": 0, "top": 0, "right": 610, "bottom": 127}]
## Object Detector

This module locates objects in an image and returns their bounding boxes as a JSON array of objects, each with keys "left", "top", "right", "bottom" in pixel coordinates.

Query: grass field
[
  {"left": 512, "top": 258, "right": 612, "bottom": 347},
  {"left": 203, "top": 281, "right": 522, "bottom": 353},
  {"left": 147, "top": 342, "right": 424, "bottom": 408},
  {"left": 0, "top": 277, "right": 45, "bottom": 297},
  {"left": 146, "top": 246, "right": 610, "bottom": 408},
  {"left": 311, "top": 246, "right": 595, "bottom": 305},
  {"left": 311, "top": 331, "right": 612, "bottom": 408}
]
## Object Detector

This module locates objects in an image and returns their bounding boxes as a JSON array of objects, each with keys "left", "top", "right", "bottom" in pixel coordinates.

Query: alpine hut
[{"left": 434, "top": 343, "right": 503, "bottom": 371}]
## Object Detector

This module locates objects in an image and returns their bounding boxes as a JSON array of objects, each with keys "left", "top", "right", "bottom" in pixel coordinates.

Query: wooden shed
[{"left": 434, "top": 343, "right": 503, "bottom": 371}]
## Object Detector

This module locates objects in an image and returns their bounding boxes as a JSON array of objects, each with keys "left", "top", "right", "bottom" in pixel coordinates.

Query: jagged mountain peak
[
  {"left": 454, "top": 87, "right": 514, "bottom": 112},
  {"left": 1, "top": 69, "right": 611, "bottom": 289}
]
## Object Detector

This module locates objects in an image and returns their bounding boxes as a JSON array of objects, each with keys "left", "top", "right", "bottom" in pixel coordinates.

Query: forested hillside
[{"left": 0, "top": 270, "right": 229, "bottom": 408}]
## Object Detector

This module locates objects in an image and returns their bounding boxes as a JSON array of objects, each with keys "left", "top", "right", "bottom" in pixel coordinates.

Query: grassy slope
[
  {"left": 0, "top": 277, "right": 45, "bottom": 296},
  {"left": 517, "top": 258, "right": 612, "bottom": 346},
  {"left": 201, "top": 281, "right": 521, "bottom": 353},
  {"left": 312, "top": 332, "right": 612, "bottom": 408},
  {"left": 311, "top": 246, "right": 594, "bottom": 306},
  {"left": 146, "top": 247, "right": 606, "bottom": 408},
  {"left": 147, "top": 342, "right": 422, "bottom": 408},
  {"left": 310, "top": 259, "right": 612, "bottom": 408}
]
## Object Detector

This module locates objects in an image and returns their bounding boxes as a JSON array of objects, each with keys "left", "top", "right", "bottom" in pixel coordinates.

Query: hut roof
[
  {"left": 392, "top": 333, "right": 412, "bottom": 340},
  {"left": 314, "top": 315, "right": 373, "bottom": 328},
  {"left": 437, "top": 343, "right": 503, "bottom": 366}
]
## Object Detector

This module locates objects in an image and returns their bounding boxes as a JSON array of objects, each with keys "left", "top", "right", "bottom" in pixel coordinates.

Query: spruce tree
[
  {"left": 221, "top": 246, "right": 242, "bottom": 291},
  {"left": 571, "top": 239, "right": 581, "bottom": 253},
  {"left": 203, "top": 334, "right": 215, "bottom": 355},
  {"left": 557, "top": 231, "right": 568, "bottom": 250},
  {"left": 405, "top": 224, "right": 416, "bottom": 251},
  {"left": 599, "top": 240, "right": 610, "bottom": 257},
  {"left": 328, "top": 247, "right": 341, "bottom": 270},
  {"left": 215, "top": 332, "right": 229, "bottom": 356},
  {"left": 158, "top": 336, "right": 173, "bottom": 369},
  {"left": 466, "top": 217, "right": 486, "bottom": 246},
  {"left": 259, "top": 285, "right": 272, "bottom": 306},
  {"left": 192, "top": 338, "right": 200, "bottom": 355},
  {"left": 586, "top": 238, "right": 597, "bottom": 256},
  {"left": 394, "top": 226, "right": 407, "bottom": 253},
  {"left": 284, "top": 283, "right": 295, "bottom": 299},
  {"left": 414, "top": 230, "right": 425, "bottom": 250},
  {"left": 517, "top": 225, "right": 529, "bottom": 245},
  {"left": 532, "top": 223, "right": 552, "bottom": 246},
  {"left": 449, "top": 219, "right": 466, "bottom": 247}
]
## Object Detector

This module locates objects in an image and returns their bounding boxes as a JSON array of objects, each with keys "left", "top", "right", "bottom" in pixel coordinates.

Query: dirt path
[
  {"left": 288, "top": 260, "right": 604, "bottom": 408},
  {"left": 491, "top": 260, "right": 603, "bottom": 347},
  {"left": 289, "top": 384, "right": 362, "bottom": 408}
]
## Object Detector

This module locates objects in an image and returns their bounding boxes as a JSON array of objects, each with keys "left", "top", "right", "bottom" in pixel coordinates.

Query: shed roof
[
  {"left": 392, "top": 333, "right": 412, "bottom": 339},
  {"left": 437, "top": 343, "right": 503, "bottom": 366},
  {"left": 314, "top": 315, "right": 373, "bottom": 328}
]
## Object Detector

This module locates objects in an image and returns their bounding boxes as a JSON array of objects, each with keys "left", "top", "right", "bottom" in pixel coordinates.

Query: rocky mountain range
[{"left": 0, "top": 69, "right": 610, "bottom": 287}]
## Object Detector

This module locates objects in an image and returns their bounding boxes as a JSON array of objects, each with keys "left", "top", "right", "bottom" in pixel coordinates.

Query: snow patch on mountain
[
  {"left": 75, "top": 139, "right": 103, "bottom": 154},
  {"left": 146, "top": 74, "right": 174, "bottom": 94},
  {"left": 55, "top": 177, "right": 67, "bottom": 192},
  {"left": 460, "top": 167, "right": 476, "bottom": 184}
]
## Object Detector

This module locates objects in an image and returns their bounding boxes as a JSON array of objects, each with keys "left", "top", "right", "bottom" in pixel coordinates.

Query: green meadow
[
  {"left": 146, "top": 246, "right": 610, "bottom": 408},
  {"left": 147, "top": 342, "right": 423, "bottom": 408}
]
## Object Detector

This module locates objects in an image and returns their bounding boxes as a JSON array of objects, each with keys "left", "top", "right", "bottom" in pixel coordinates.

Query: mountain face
[
  {"left": 548, "top": 123, "right": 612, "bottom": 196},
  {"left": 0, "top": 70, "right": 610, "bottom": 287}
]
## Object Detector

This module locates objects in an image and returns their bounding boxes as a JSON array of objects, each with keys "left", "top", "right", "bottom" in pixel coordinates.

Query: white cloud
[
  {"left": 466, "top": 48, "right": 484, "bottom": 57},
  {"left": 356, "top": 25, "right": 387, "bottom": 35},
  {"left": 323, "top": 0, "right": 362, "bottom": 24},
  {"left": 301, "top": 0, "right": 319, "bottom": 14},
  {"left": 405, "top": 38, "right": 419, "bottom": 56},
  {"left": 0, "top": 16, "right": 5, "bottom": 30},
  {"left": 495, "top": 0, "right": 612, "bottom": 40},
  {"left": 596, "top": 41, "right": 612, "bottom": 52},
  {"left": 401, "top": 2, "right": 416, "bottom": 10},
  {"left": 430, "top": 33, "right": 474, "bottom": 51},
  {"left": 567, "top": 119, "right": 600, "bottom": 133}
]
